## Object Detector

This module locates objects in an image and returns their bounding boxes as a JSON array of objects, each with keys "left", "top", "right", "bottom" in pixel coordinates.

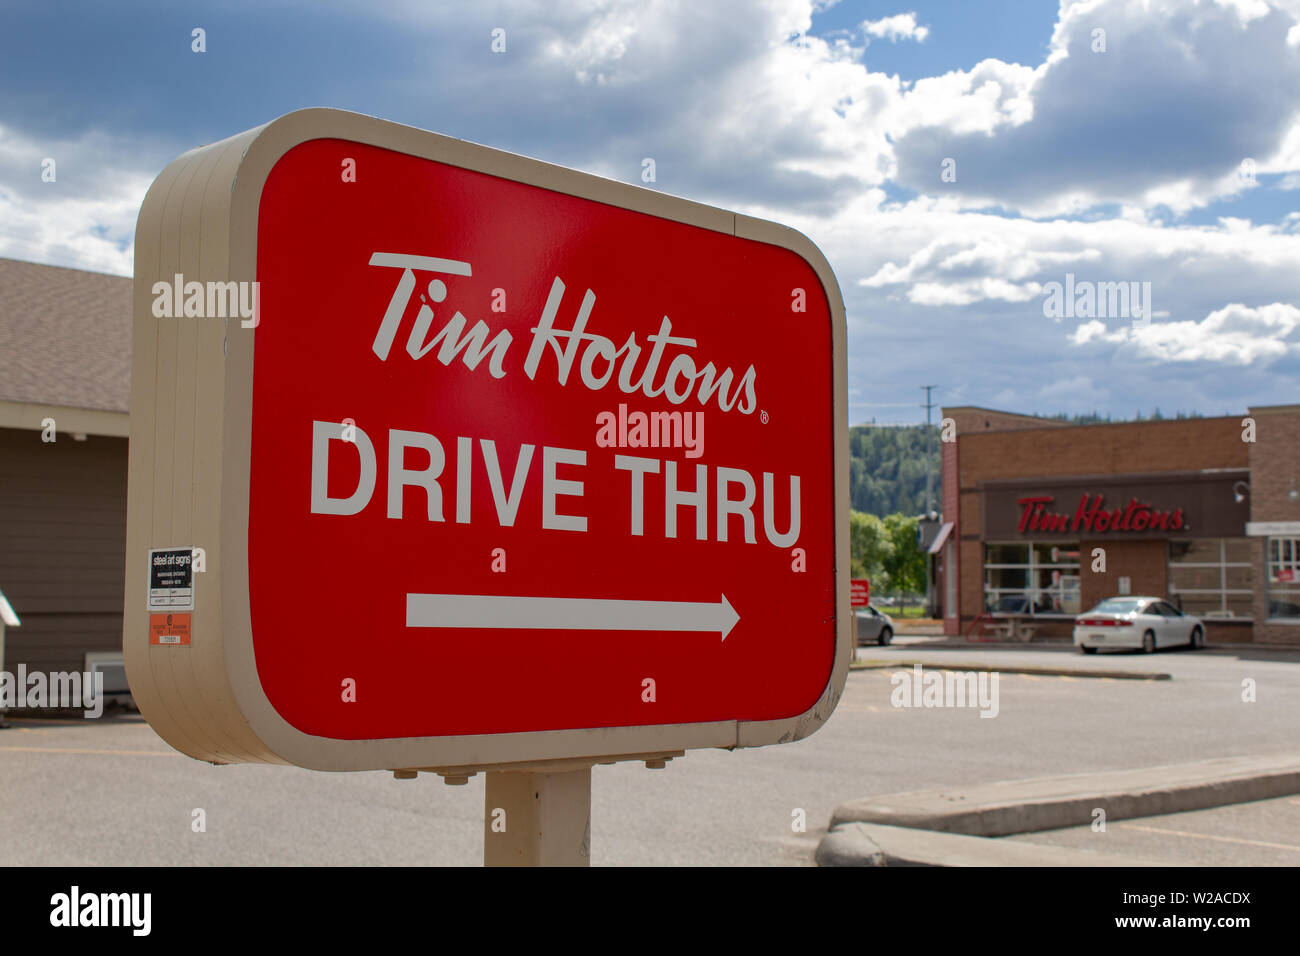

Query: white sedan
[{"left": 1074, "top": 596, "right": 1205, "bottom": 654}]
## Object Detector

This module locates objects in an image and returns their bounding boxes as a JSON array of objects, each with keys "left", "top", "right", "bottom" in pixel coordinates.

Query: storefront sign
[
  {"left": 1016, "top": 493, "right": 1184, "bottom": 534},
  {"left": 981, "top": 472, "right": 1248, "bottom": 540}
]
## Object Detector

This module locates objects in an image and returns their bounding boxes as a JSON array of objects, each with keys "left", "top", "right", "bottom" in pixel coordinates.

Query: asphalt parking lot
[{"left": 1, "top": 641, "right": 1296, "bottom": 866}]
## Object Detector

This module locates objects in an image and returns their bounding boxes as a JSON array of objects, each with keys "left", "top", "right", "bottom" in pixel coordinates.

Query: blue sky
[{"left": 1, "top": 0, "right": 1297, "bottom": 423}]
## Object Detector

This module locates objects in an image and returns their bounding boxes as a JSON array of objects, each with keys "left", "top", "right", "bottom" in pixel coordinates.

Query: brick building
[{"left": 936, "top": 406, "right": 1300, "bottom": 645}]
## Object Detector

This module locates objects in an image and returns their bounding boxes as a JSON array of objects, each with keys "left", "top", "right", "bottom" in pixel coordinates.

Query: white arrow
[{"left": 406, "top": 592, "right": 740, "bottom": 641}]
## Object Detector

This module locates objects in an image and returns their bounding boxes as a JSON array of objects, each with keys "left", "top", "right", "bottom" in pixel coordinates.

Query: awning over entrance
[{"left": 928, "top": 522, "right": 954, "bottom": 555}]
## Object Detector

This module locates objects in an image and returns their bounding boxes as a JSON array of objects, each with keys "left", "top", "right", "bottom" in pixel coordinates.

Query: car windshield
[{"left": 1089, "top": 598, "right": 1143, "bottom": 614}]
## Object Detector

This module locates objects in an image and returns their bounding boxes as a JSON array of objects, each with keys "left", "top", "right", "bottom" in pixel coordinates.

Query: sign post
[
  {"left": 124, "top": 109, "right": 850, "bottom": 865},
  {"left": 484, "top": 768, "right": 592, "bottom": 866}
]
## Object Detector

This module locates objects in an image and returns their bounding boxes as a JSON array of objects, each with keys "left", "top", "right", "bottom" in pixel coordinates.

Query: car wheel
[
  {"left": 1190, "top": 626, "right": 1204, "bottom": 649},
  {"left": 1142, "top": 630, "right": 1156, "bottom": 654},
  {"left": 878, "top": 627, "right": 893, "bottom": 646},
  {"left": 1080, "top": 645, "right": 1097, "bottom": 654}
]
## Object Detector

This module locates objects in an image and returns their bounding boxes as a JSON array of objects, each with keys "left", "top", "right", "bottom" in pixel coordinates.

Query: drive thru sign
[{"left": 124, "top": 109, "right": 850, "bottom": 781}]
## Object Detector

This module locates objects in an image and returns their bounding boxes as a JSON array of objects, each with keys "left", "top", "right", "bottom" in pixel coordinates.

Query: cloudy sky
[{"left": 1, "top": 0, "right": 1297, "bottom": 423}]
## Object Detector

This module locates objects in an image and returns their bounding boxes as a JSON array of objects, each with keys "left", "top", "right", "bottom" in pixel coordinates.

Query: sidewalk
[{"left": 818, "top": 753, "right": 1300, "bottom": 865}]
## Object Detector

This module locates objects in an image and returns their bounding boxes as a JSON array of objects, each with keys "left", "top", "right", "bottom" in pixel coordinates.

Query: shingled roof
[{"left": 0, "top": 257, "right": 132, "bottom": 413}]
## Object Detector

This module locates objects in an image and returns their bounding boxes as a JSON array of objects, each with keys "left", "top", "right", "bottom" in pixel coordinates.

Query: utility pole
[
  {"left": 921, "top": 385, "right": 939, "bottom": 618},
  {"left": 921, "top": 385, "right": 938, "bottom": 516}
]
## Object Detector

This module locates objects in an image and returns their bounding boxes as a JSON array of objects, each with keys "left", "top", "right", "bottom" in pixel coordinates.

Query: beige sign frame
[{"left": 124, "top": 108, "right": 851, "bottom": 772}]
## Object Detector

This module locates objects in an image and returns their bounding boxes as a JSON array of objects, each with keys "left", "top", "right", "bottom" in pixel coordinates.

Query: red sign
[
  {"left": 850, "top": 579, "right": 870, "bottom": 607},
  {"left": 1017, "top": 493, "right": 1184, "bottom": 535},
  {"left": 148, "top": 613, "right": 191, "bottom": 646},
  {"left": 124, "top": 110, "right": 850, "bottom": 769},
  {"left": 251, "top": 139, "right": 836, "bottom": 738}
]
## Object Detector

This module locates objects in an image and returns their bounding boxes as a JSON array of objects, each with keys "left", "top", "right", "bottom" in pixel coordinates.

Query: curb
[
  {"left": 849, "top": 659, "right": 1170, "bottom": 680},
  {"left": 814, "top": 824, "right": 886, "bottom": 867},
  {"left": 880, "top": 640, "right": 1300, "bottom": 653},
  {"left": 816, "top": 822, "right": 1171, "bottom": 867},
  {"left": 830, "top": 752, "right": 1300, "bottom": 837}
]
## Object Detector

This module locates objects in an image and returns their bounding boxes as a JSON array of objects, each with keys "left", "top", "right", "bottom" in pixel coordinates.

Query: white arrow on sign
[{"left": 406, "top": 592, "right": 741, "bottom": 641}]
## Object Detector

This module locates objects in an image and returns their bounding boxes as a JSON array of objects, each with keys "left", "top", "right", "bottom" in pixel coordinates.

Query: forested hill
[
  {"left": 848, "top": 410, "right": 1204, "bottom": 517},
  {"left": 849, "top": 425, "right": 940, "bottom": 517}
]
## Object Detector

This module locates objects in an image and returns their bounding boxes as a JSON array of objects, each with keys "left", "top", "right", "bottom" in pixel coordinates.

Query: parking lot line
[
  {"left": 1116, "top": 822, "right": 1300, "bottom": 853},
  {"left": 0, "top": 745, "right": 182, "bottom": 758}
]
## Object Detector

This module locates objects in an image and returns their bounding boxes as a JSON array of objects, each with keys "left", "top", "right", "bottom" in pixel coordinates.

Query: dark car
[
  {"left": 987, "top": 594, "right": 1054, "bottom": 614},
  {"left": 1269, "top": 599, "right": 1300, "bottom": 619}
]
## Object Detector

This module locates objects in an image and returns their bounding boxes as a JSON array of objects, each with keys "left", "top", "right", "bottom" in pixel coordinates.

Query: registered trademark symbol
[{"left": 760, "top": 410, "right": 769, "bottom": 424}]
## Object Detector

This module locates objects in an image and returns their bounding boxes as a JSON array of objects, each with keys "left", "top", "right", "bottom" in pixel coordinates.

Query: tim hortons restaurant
[{"left": 934, "top": 406, "right": 1300, "bottom": 645}]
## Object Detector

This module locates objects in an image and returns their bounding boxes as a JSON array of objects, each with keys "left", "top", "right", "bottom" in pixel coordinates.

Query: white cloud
[
  {"left": 891, "top": 0, "right": 1300, "bottom": 215},
  {"left": 0, "top": 123, "right": 146, "bottom": 275},
  {"left": 847, "top": 200, "right": 1300, "bottom": 314},
  {"left": 861, "top": 12, "right": 929, "bottom": 44},
  {"left": 1070, "top": 302, "right": 1300, "bottom": 364}
]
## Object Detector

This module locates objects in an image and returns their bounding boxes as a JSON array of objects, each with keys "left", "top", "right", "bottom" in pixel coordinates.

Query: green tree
[
  {"left": 882, "top": 513, "right": 926, "bottom": 594},
  {"left": 849, "top": 510, "right": 893, "bottom": 585}
]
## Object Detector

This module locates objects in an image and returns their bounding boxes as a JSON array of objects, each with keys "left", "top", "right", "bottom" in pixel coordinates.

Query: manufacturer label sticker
[{"left": 148, "top": 548, "right": 194, "bottom": 611}]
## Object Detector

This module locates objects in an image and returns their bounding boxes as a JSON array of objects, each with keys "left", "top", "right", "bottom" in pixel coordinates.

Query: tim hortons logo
[
  {"left": 367, "top": 252, "right": 758, "bottom": 414},
  {"left": 1016, "top": 493, "right": 1185, "bottom": 534}
]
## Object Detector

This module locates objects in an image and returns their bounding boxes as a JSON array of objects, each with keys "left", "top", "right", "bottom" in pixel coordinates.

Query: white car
[{"left": 1074, "top": 596, "right": 1205, "bottom": 654}]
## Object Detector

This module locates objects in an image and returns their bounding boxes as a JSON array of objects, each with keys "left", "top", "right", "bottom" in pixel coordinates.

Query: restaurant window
[
  {"left": 1168, "top": 539, "right": 1253, "bottom": 619},
  {"left": 984, "top": 542, "right": 1080, "bottom": 615},
  {"left": 1266, "top": 537, "right": 1300, "bottom": 622}
]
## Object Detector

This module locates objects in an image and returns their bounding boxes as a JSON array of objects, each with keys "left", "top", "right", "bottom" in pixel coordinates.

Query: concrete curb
[
  {"left": 814, "top": 823, "right": 886, "bottom": 866},
  {"left": 849, "top": 659, "right": 1170, "bottom": 680},
  {"left": 830, "top": 752, "right": 1300, "bottom": 837},
  {"left": 816, "top": 822, "right": 1172, "bottom": 867}
]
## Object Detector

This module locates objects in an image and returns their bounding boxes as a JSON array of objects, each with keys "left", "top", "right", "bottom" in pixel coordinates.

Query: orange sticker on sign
[{"left": 150, "top": 613, "right": 192, "bottom": 646}]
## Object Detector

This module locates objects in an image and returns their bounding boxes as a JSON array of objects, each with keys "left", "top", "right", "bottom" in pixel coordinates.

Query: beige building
[{"left": 0, "top": 257, "right": 131, "bottom": 688}]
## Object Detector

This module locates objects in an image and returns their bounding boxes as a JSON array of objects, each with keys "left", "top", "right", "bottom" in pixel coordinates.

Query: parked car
[
  {"left": 1073, "top": 596, "right": 1204, "bottom": 654},
  {"left": 856, "top": 604, "right": 894, "bottom": 646}
]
